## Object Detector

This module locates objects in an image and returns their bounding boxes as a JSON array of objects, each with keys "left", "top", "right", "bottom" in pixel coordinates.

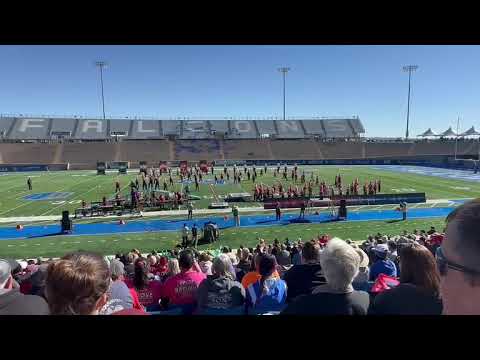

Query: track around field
[{"left": 0, "top": 206, "right": 454, "bottom": 241}]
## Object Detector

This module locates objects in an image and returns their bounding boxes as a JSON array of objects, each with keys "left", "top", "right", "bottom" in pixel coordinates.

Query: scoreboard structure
[{"left": 97, "top": 162, "right": 106, "bottom": 175}]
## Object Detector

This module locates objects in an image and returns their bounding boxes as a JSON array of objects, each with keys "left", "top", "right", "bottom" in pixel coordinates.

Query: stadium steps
[
  {"left": 168, "top": 140, "right": 175, "bottom": 161},
  {"left": 266, "top": 140, "right": 275, "bottom": 160},
  {"left": 272, "top": 121, "right": 279, "bottom": 136},
  {"left": 313, "top": 141, "right": 325, "bottom": 159},
  {"left": 218, "top": 140, "right": 225, "bottom": 160},
  {"left": 253, "top": 120, "right": 260, "bottom": 137},
  {"left": 179, "top": 122, "right": 184, "bottom": 138},
  {"left": 71, "top": 118, "right": 80, "bottom": 137},
  {"left": 361, "top": 142, "right": 366, "bottom": 158},
  {"left": 53, "top": 143, "right": 64, "bottom": 164},
  {"left": 320, "top": 120, "right": 327, "bottom": 137},
  {"left": 6, "top": 118, "right": 17, "bottom": 139},
  {"left": 299, "top": 120, "right": 308, "bottom": 135},
  {"left": 128, "top": 120, "right": 134, "bottom": 137},
  {"left": 46, "top": 118, "right": 54, "bottom": 137},
  {"left": 346, "top": 120, "right": 356, "bottom": 136},
  {"left": 158, "top": 120, "right": 163, "bottom": 137},
  {"left": 114, "top": 142, "right": 121, "bottom": 162}
]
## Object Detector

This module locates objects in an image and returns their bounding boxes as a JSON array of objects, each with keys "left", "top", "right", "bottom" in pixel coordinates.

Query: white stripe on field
[
  {"left": 40, "top": 176, "right": 114, "bottom": 216},
  {"left": 0, "top": 175, "right": 99, "bottom": 216}
]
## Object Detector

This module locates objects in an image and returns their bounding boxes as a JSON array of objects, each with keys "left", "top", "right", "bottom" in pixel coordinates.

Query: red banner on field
[
  {"left": 199, "top": 160, "right": 209, "bottom": 173},
  {"left": 179, "top": 161, "right": 188, "bottom": 175},
  {"left": 159, "top": 161, "right": 169, "bottom": 173}
]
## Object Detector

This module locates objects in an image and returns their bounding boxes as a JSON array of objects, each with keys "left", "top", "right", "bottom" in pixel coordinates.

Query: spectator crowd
[{"left": 1, "top": 199, "right": 480, "bottom": 316}]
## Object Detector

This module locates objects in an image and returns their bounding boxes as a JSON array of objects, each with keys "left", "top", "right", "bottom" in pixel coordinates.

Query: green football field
[
  {"left": 0, "top": 165, "right": 478, "bottom": 259},
  {"left": 0, "top": 165, "right": 479, "bottom": 217}
]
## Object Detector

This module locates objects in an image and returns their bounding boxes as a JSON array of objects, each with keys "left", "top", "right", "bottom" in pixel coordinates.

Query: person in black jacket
[
  {"left": 283, "top": 241, "right": 326, "bottom": 302},
  {"left": 282, "top": 238, "right": 369, "bottom": 315},
  {"left": 0, "top": 259, "right": 49, "bottom": 315},
  {"left": 369, "top": 242, "right": 443, "bottom": 315}
]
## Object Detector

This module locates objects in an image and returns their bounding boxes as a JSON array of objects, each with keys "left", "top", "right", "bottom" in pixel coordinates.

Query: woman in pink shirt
[{"left": 125, "top": 258, "right": 162, "bottom": 311}]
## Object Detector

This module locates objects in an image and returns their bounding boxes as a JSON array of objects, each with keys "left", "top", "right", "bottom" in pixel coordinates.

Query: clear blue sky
[{"left": 0, "top": 45, "right": 479, "bottom": 137}]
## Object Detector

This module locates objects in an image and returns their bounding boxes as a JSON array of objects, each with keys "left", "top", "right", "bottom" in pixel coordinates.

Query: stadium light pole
[
  {"left": 95, "top": 61, "right": 108, "bottom": 120},
  {"left": 403, "top": 65, "right": 418, "bottom": 139},
  {"left": 278, "top": 67, "right": 290, "bottom": 121}
]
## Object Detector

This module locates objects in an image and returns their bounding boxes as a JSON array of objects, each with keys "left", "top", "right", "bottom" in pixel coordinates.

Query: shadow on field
[
  {"left": 385, "top": 219, "right": 404, "bottom": 224},
  {"left": 27, "top": 232, "right": 67, "bottom": 239}
]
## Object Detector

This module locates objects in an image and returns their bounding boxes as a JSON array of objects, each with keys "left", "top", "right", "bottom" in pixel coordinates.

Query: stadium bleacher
[
  {"left": 1, "top": 117, "right": 362, "bottom": 140},
  {"left": 255, "top": 120, "right": 278, "bottom": 137},
  {"left": 318, "top": 141, "right": 365, "bottom": 159},
  {"left": 275, "top": 120, "right": 306, "bottom": 139},
  {"left": 174, "top": 139, "right": 222, "bottom": 160},
  {"left": 365, "top": 142, "right": 414, "bottom": 158},
  {"left": 269, "top": 139, "right": 321, "bottom": 159},
  {"left": 120, "top": 140, "right": 171, "bottom": 166},
  {"left": 9, "top": 118, "right": 51, "bottom": 140},
  {"left": 0, "top": 143, "right": 57, "bottom": 164},
  {"left": 322, "top": 119, "right": 356, "bottom": 138},
  {"left": 222, "top": 139, "right": 271, "bottom": 160},
  {"left": 1, "top": 117, "right": 480, "bottom": 166}
]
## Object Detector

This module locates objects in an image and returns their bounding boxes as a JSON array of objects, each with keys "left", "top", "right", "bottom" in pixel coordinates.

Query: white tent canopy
[
  {"left": 459, "top": 126, "right": 480, "bottom": 137},
  {"left": 418, "top": 128, "right": 437, "bottom": 137},
  {"left": 436, "top": 127, "right": 458, "bottom": 137}
]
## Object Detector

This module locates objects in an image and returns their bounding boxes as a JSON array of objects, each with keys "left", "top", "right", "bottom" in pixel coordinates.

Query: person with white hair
[
  {"left": 196, "top": 254, "right": 245, "bottom": 312},
  {"left": 281, "top": 238, "right": 369, "bottom": 315},
  {"left": 0, "top": 259, "right": 50, "bottom": 315}
]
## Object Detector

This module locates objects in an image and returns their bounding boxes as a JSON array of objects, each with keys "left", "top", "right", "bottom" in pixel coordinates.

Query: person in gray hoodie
[{"left": 196, "top": 254, "right": 245, "bottom": 311}]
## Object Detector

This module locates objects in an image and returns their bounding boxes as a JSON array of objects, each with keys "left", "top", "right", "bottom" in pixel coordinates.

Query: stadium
[
  {"left": 1, "top": 45, "right": 480, "bottom": 316},
  {"left": 2, "top": 114, "right": 480, "bottom": 315},
  {"left": 0, "top": 115, "right": 479, "bottom": 259}
]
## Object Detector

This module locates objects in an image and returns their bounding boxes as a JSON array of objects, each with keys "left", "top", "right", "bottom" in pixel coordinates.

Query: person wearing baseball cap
[
  {"left": 99, "top": 259, "right": 135, "bottom": 315},
  {"left": 0, "top": 259, "right": 49, "bottom": 315},
  {"left": 369, "top": 244, "right": 397, "bottom": 282}
]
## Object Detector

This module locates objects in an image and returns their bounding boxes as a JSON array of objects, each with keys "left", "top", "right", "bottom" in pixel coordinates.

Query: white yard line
[
  {"left": 11, "top": 173, "right": 70, "bottom": 200},
  {"left": 409, "top": 203, "right": 422, "bottom": 208},
  {"left": 1, "top": 172, "right": 66, "bottom": 199},
  {"left": 40, "top": 178, "right": 111, "bottom": 216},
  {"left": 0, "top": 176, "right": 99, "bottom": 217}
]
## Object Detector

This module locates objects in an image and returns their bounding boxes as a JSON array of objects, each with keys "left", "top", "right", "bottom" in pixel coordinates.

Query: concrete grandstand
[
  {"left": 0, "top": 117, "right": 364, "bottom": 140},
  {"left": 0, "top": 116, "right": 479, "bottom": 170}
]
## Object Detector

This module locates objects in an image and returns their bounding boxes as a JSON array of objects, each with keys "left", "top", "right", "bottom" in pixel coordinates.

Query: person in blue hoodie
[
  {"left": 369, "top": 244, "right": 397, "bottom": 282},
  {"left": 246, "top": 254, "right": 287, "bottom": 314}
]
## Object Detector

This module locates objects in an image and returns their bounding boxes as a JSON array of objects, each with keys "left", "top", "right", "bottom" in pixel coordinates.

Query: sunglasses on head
[{"left": 436, "top": 247, "right": 480, "bottom": 277}]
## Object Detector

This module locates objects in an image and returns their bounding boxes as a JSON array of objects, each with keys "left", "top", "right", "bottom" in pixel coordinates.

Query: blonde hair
[
  {"left": 241, "top": 248, "right": 250, "bottom": 261},
  {"left": 167, "top": 258, "right": 180, "bottom": 276}
]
